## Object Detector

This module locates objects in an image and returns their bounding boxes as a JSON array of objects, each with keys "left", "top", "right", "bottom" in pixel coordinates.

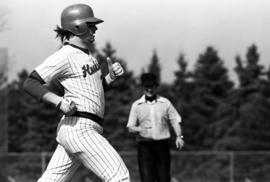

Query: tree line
[{"left": 1, "top": 42, "right": 270, "bottom": 152}]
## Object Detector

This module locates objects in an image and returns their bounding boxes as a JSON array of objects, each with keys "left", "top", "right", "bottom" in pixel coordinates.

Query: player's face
[
  {"left": 81, "top": 24, "right": 98, "bottom": 46},
  {"left": 143, "top": 85, "right": 157, "bottom": 97}
]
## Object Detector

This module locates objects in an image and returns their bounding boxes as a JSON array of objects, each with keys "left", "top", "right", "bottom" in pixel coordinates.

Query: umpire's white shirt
[
  {"left": 35, "top": 44, "right": 105, "bottom": 118},
  {"left": 127, "top": 95, "right": 181, "bottom": 141}
]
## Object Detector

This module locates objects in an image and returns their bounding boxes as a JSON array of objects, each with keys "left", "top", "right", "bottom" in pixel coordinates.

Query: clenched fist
[{"left": 57, "top": 98, "right": 77, "bottom": 115}]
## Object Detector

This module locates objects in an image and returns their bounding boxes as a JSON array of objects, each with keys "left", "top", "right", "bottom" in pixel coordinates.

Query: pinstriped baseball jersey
[
  {"left": 35, "top": 44, "right": 105, "bottom": 118},
  {"left": 35, "top": 43, "right": 130, "bottom": 182}
]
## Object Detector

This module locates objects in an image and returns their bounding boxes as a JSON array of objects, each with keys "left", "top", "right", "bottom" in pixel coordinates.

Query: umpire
[{"left": 127, "top": 73, "right": 184, "bottom": 182}]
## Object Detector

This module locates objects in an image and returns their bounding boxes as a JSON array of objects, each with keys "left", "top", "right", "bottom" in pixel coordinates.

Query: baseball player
[{"left": 23, "top": 4, "right": 130, "bottom": 182}]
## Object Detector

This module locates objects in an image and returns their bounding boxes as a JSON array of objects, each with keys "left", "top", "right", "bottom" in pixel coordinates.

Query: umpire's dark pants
[{"left": 137, "top": 139, "right": 171, "bottom": 182}]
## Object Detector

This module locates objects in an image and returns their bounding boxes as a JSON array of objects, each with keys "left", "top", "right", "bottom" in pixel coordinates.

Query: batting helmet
[{"left": 61, "top": 4, "right": 103, "bottom": 36}]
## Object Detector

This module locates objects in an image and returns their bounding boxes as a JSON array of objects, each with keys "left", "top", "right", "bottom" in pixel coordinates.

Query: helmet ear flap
[{"left": 72, "top": 23, "right": 88, "bottom": 36}]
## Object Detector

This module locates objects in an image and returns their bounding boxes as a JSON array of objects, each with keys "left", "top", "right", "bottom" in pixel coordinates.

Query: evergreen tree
[
  {"left": 189, "top": 46, "right": 234, "bottom": 150},
  {"left": 173, "top": 54, "right": 191, "bottom": 92},
  {"left": 0, "top": 54, "right": 8, "bottom": 152},
  {"left": 6, "top": 40, "right": 270, "bottom": 153},
  {"left": 171, "top": 53, "right": 196, "bottom": 149},
  {"left": 8, "top": 70, "right": 59, "bottom": 152},
  {"left": 211, "top": 89, "right": 242, "bottom": 150},
  {"left": 0, "top": 65, "right": 7, "bottom": 89},
  {"left": 218, "top": 44, "right": 270, "bottom": 150},
  {"left": 235, "top": 44, "right": 265, "bottom": 87},
  {"left": 148, "top": 49, "right": 161, "bottom": 83},
  {"left": 8, "top": 70, "right": 31, "bottom": 152}
]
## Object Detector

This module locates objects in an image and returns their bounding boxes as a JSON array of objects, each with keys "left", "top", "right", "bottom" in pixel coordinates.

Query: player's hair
[{"left": 54, "top": 25, "right": 74, "bottom": 43}]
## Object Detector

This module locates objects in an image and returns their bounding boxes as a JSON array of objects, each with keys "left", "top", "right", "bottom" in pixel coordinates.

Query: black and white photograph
[{"left": 0, "top": 0, "right": 270, "bottom": 181}]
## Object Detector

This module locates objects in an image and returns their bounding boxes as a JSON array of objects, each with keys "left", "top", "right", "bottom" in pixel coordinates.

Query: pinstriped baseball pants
[{"left": 37, "top": 116, "right": 130, "bottom": 182}]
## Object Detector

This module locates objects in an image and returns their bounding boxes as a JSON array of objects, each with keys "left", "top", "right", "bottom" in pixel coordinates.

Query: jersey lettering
[{"left": 82, "top": 63, "right": 99, "bottom": 77}]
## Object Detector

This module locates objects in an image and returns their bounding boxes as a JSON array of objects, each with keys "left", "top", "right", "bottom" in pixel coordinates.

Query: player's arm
[
  {"left": 104, "top": 57, "right": 124, "bottom": 85},
  {"left": 23, "top": 71, "right": 76, "bottom": 115},
  {"left": 23, "top": 70, "right": 50, "bottom": 101},
  {"left": 101, "top": 77, "right": 112, "bottom": 92}
]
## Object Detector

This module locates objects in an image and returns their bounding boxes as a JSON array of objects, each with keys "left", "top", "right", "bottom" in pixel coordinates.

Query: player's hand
[
  {"left": 175, "top": 136, "right": 184, "bottom": 150},
  {"left": 112, "top": 62, "right": 124, "bottom": 77},
  {"left": 57, "top": 98, "right": 77, "bottom": 116},
  {"left": 107, "top": 57, "right": 124, "bottom": 81}
]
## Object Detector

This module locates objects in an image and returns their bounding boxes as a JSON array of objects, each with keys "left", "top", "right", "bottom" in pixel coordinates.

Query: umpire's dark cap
[{"left": 141, "top": 73, "right": 158, "bottom": 87}]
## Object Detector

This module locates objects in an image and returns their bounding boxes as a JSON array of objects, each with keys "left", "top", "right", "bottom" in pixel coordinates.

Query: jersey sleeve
[
  {"left": 23, "top": 71, "right": 48, "bottom": 101},
  {"left": 127, "top": 103, "right": 138, "bottom": 127},
  {"left": 35, "top": 53, "right": 70, "bottom": 82}
]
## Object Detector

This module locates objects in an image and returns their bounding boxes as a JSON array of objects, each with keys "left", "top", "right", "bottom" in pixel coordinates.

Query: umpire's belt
[{"left": 71, "top": 111, "right": 103, "bottom": 126}]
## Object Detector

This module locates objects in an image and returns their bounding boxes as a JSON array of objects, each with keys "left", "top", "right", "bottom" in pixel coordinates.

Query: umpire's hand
[{"left": 175, "top": 136, "right": 184, "bottom": 150}]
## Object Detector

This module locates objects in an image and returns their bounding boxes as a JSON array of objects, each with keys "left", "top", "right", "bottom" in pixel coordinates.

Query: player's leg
[
  {"left": 57, "top": 117, "right": 130, "bottom": 181},
  {"left": 60, "top": 117, "right": 129, "bottom": 182},
  {"left": 37, "top": 144, "right": 81, "bottom": 182},
  {"left": 137, "top": 141, "right": 156, "bottom": 182},
  {"left": 74, "top": 131, "right": 130, "bottom": 182}
]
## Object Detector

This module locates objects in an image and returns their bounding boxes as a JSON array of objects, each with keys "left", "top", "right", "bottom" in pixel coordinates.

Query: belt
[{"left": 71, "top": 111, "right": 103, "bottom": 126}]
